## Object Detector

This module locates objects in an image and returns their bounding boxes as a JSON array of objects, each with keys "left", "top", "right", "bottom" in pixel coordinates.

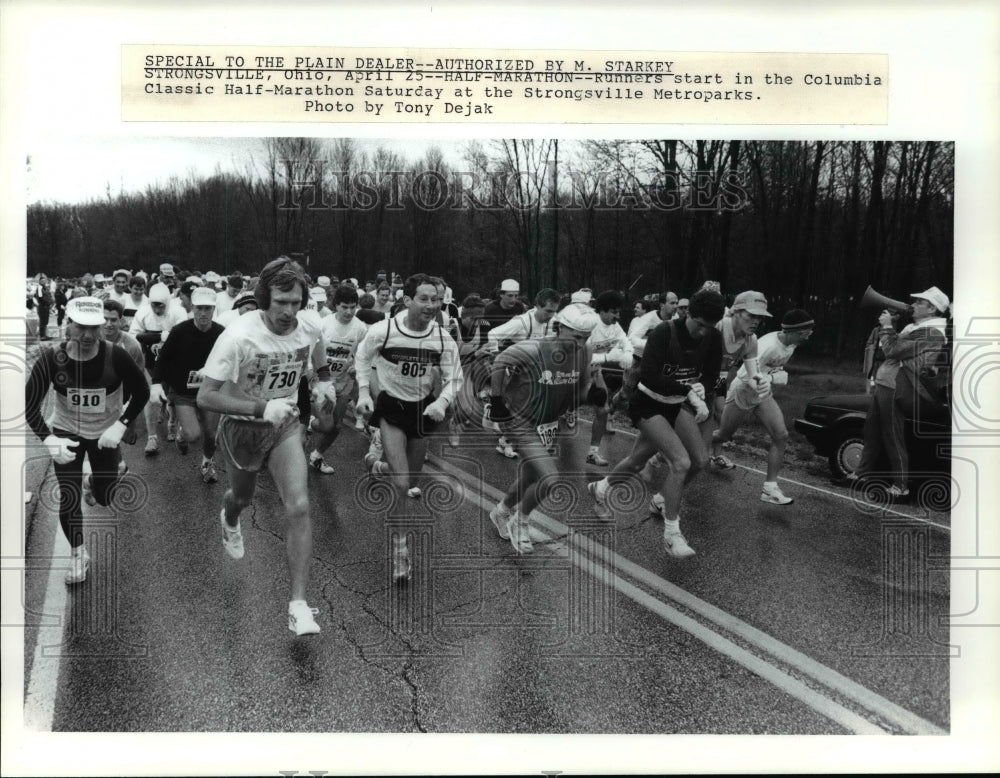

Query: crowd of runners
[{"left": 26, "top": 260, "right": 820, "bottom": 637}]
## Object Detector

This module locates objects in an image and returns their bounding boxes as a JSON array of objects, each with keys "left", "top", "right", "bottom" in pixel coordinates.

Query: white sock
[
  {"left": 595, "top": 477, "right": 610, "bottom": 498},
  {"left": 496, "top": 501, "right": 512, "bottom": 518},
  {"left": 310, "top": 450, "right": 322, "bottom": 461},
  {"left": 288, "top": 599, "right": 307, "bottom": 611},
  {"left": 763, "top": 481, "right": 778, "bottom": 491},
  {"left": 589, "top": 446, "right": 600, "bottom": 455},
  {"left": 664, "top": 517, "right": 681, "bottom": 535}
]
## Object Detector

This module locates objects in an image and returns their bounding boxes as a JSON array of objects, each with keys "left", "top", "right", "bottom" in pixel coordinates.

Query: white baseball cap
[
  {"left": 191, "top": 287, "right": 217, "bottom": 306},
  {"left": 555, "top": 305, "right": 600, "bottom": 333},
  {"left": 317, "top": 276, "right": 331, "bottom": 288},
  {"left": 570, "top": 289, "right": 593, "bottom": 305},
  {"left": 500, "top": 278, "right": 520, "bottom": 293},
  {"left": 148, "top": 283, "right": 171, "bottom": 304},
  {"left": 66, "top": 297, "right": 105, "bottom": 326},
  {"left": 911, "top": 286, "right": 950, "bottom": 315},
  {"left": 310, "top": 287, "right": 327, "bottom": 301}
]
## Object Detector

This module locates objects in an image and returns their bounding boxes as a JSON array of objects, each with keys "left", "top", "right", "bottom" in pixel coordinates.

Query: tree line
[{"left": 27, "top": 139, "right": 953, "bottom": 357}]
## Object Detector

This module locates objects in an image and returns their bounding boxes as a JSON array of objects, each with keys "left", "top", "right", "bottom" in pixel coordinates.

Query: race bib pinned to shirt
[{"left": 67, "top": 387, "right": 107, "bottom": 413}]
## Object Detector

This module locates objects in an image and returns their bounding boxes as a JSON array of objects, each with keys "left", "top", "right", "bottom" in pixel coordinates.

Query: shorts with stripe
[{"left": 217, "top": 413, "right": 301, "bottom": 473}]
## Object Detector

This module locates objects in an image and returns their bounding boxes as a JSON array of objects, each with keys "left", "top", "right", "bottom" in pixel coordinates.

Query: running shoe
[
  {"left": 200, "top": 459, "right": 218, "bottom": 484},
  {"left": 144, "top": 436, "right": 160, "bottom": 456},
  {"left": 496, "top": 439, "right": 518, "bottom": 459},
  {"left": 649, "top": 493, "right": 665, "bottom": 518},
  {"left": 563, "top": 411, "right": 577, "bottom": 429},
  {"left": 887, "top": 485, "right": 910, "bottom": 501},
  {"left": 392, "top": 537, "right": 411, "bottom": 582},
  {"left": 663, "top": 531, "right": 696, "bottom": 558},
  {"left": 309, "top": 452, "right": 335, "bottom": 474},
  {"left": 288, "top": 601, "right": 321, "bottom": 636},
  {"left": 710, "top": 454, "right": 736, "bottom": 469},
  {"left": 489, "top": 503, "right": 512, "bottom": 540},
  {"left": 362, "top": 451, "right": 380, "bottom": 471},
  {"left": 166, "top": 421, "right": 177, "bottom": 442},
  {"left": 407, "top": 486, "right": 422, "bottom": 498},
  {"left": 176, "top": 427, "right": 189, "bottom": 455},
  {"left": 760, "top": 484, "right": 793, "bottom": 505},
  {"left": 587, "top": 480, "right": 611, "bottom": 519},
  {"left": 220, "top": 509, "right": 245, "bottom": 559},
  {"left": 586, "top": 451, "right": 610, "bottom": 466},
  {"left": 82, "top": 473, "right": 97, "bottom": 507},
  {"left": 65, "top": 547, "right": 90, "bottom": 585},
  {"left": 507, "top": 513, "right": 534, "bottom": 555},
  {"left": 355, "top": 414, "right": 366, "bottom": 431}
]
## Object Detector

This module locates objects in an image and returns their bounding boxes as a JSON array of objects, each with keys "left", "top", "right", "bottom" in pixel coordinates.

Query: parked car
[{"left": 794, "top": 393, "right": 950, "bottom": 482}]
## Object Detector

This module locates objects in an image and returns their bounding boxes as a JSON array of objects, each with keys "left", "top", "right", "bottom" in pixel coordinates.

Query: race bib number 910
[{"left": 67, "top": 388, "right": 106, "bottom": 413}]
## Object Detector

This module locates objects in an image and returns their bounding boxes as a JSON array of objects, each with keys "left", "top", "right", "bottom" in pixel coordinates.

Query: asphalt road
[{"left": 22, "top": 414, "right": 950, "bottom": 735}]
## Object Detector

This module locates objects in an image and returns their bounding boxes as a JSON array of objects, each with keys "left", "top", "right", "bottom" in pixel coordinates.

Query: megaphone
[{"left": 860, "top": 285, "right": 912, "bottom": 315}]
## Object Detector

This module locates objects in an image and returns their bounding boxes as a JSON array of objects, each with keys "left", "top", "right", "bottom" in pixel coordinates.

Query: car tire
[{"left": 828, "top": 425, "right": 865, "bottom": 480}]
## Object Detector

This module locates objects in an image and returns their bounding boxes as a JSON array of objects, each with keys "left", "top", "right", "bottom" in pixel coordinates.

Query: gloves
[
  {"left": 98, "top": 420, "right": 127, "bottom": 449},
  {"left": 44, "top": 434, "right": 79, "bottom": 464},
  {"left": 310, "top": 380, "right": 337, "bottom": 408},
  {"left": 422, "top": 397, "right": 448, "bottom": 423},
  {"left": 486, "top": 395, "right": 512, "bottom": 423},
  {"left": 771, "top": 370, "right": 788, "bottom": 387},
  {"left": 688, "top": 382, "right": 706, "bottom": 400},
  {"left": 262, "top": 397, "right": 298, "bottom": 426},
  {"left": 356, "top": 392, "right": 375, "bottom": 418},
  {"left": 149, "top": 383, "right": 167, "bottom": 404},
  {"left": 686, "top": 390, "right": 710, "bottom": 423},
  {"left": 587, "top": 385, "right": 609, "bottom": 407}
]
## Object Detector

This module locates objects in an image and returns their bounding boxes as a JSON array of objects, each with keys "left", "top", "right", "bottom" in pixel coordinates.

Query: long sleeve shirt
[
  {"left": 638, "top": 319, "right": 722, "bottom": 404},
  {"left": 874, "top": 317, "right": 948, "bottom": 390}
]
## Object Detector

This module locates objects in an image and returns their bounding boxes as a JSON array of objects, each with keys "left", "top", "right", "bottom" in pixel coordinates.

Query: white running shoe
[
  {"left": 407, "top": 486, "right": 422, "bottom": 498},
  {"left": 288, "top": 601, "right": 321, "bottom": 636},
  {"left": 489, "top": 503, "right": 512, "bottom": 539},
  {"left": 65, "top": 547, "right": 90, "bottom": 585},
  {"left": 507, "top": 513, "right": 534, "bottom": 555},
  {"left": 587, "top": 480, "right": 611, "bottom": 520},
  {"left": 144, "top": 436, "right": 160, "bottom": 456},
  {"left": 200, "top": 459, "right": 218, "bottom": 484},
  {"left": 586, "top": 451, "right": 609, "bottom": 466},
  {"left": 710, "top": 454, "right": 736, "bottom": 470},
  {"left": 496, "top": 438, "right": 518, "bottom": 459},
  {"left": 663, "top": 531, "right": 696, "bottom": 558},
  {"left": 309, "top": 452, "right": 336, "bottom": 474},
  {"left": 760, "top": 484, "right": 793, "bottom": 505},
  {"left": 220, "top": 509, "right": 245, "bottom": 559}
]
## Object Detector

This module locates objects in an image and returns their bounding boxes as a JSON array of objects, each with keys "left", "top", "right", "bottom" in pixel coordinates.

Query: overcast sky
[{"left": 26, "top": 136, "right": 466, "bottom": 205}]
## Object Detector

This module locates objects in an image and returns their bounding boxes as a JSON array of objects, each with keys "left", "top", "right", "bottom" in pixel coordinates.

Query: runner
[
  {"left": 447, "top": 294, "right": 493, "bottom": 447},
  {"left": 307, "top": 283, "right": 369, "bottom": 474},
  {"left": 129, "top": 282, "right": 186, "bottom": 454},
  {"left": 25, "top": 297, "right": 150, "bottom": 584},
  {"left": 710, "top": 309, "right": 815, "bottom": 505},
  {"left": 486, "top": 287, "right": 561, "bottom": 458},
  {"left": 197, "top": 257, "right": 336, "bottom": 636},
  {"left": 121, "top": 275, "right": 148, "bottom": 331},
  {"left": 585, "top": 291, "right": 634, "bottom": 466},
  {"left": 485, "top": 304, "right": 599, "bottom": 554},
  {"left": 354, "top": 273, "right": 463, "bottom": 580},
  {"left": 150, "top": 286, "right": 226, "bottom": 482},
  {"left": 588, "top": 289, "right": 725, "bottom": 558},
  {"left": 702, "top": 290, "right": 769, "bottom": 468}
]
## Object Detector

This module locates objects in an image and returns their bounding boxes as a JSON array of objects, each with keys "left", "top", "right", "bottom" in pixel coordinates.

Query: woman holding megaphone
[{"left": 846, "top": 286, "right": 950, "bottom": 499}]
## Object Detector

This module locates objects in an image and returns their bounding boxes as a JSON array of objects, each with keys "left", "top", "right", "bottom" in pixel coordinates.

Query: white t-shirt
[
  {"left": 215, "top": 292, "right": 238, "bottom": 318},
  {"left": 128, "top": 301, "right": 187, "bottom": 336},
  {"left": 728, "top": 330, "right": 795, "bottom": 407},
  {"left": 588, "top": 320, "right": 632, "bottom": 368},
  {"left": 487, "top": 309, "right": 552, "bottom": 349},
  {"left": 201, "top": 308, "right": 323, "bottom": 420},
  {"left": 320, "top": 315, "right": 369, "bottom": 390},
  {"left": 627, "top": 310, "right": 664, "bottom": 357}
]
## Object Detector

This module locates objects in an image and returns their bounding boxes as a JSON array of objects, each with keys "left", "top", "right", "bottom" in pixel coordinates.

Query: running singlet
[
  {"left": 639, "top": 319, "right": 723, "bottom": 404},
  {"left": 498, "top": 338, "right": 589, "bottom": 426},
  {"left": 201, "top": 308, "right": 323, "bottom": 422},
  {"left": 321, "top": 315, "right": 368, "bottom": 390},
  {"left": 355, "top": 311, "right": 463, "bottom": 403},
  {"left": 715, "top": 316, "right": 757, "bottom": 390},
  {"left": 25, "top": 340, "right": 148, "bottom": 439}
]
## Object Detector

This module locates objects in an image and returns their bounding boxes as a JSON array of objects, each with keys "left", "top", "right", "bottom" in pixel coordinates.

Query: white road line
[
  {"left": 577, "top": 417, "right": 950, "bottom": 530},
  {"left": 426, "top": 452, "right": 946, "bottom": 736},
  {"left": 22, "top": 520, "right": 69, "bottom": 732}
]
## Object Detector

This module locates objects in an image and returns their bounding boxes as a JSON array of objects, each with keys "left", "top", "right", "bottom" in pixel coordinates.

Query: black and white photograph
[{"left": 2, "top": 3, "right": 998, "bottom": 777}]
